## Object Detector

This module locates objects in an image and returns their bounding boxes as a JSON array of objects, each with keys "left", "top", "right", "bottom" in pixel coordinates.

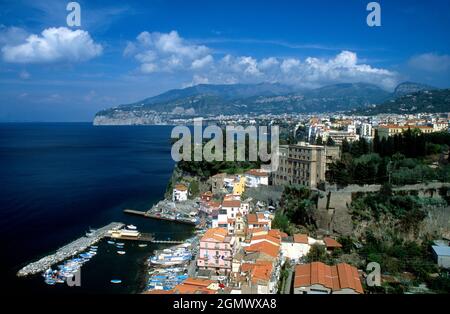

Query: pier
[
  {"left": 17, "top": 222, "right": 124, "bottom": 277},
  {"left": 123, "top": 209, "right": 197, "bottom": 226}
]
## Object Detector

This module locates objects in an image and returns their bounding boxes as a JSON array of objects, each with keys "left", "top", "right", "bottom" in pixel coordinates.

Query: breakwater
[{"left": 17, "top": 222, "right": 124, "bottom": 277}]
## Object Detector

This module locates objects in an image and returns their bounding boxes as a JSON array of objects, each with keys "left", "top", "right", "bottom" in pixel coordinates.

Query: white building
[
  {"left": 245, "top": 169, "right": 269, "bottom": 188},
  {"left": 280, "top": 234, "right": 322, "bottom": 263},
  {"left": 172, "top": 184, "right": 188, "bottom": 202}
]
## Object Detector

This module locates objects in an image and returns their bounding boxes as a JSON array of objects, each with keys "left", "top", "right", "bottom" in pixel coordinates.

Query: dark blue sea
[{"left": 0, "top": 123, "right": 193, "bottom": 294}]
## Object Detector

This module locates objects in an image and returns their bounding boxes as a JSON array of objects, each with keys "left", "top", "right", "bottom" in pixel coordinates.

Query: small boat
[
  {"left": 138, "top": 244, "right": 148, "bottom": 248},
  {"left": 117, "top": 251, "right": 126, "bottom": 255},
  {"left": 110, "top": 279, "right": 122, "bottom": 284},
  {"left": 127, "top": 224, "right": 137, "bottom": 230},
  {"left": 116, "top": 242, "right": 125, "bottom": 246},
  {"left": 107, "top": 240, "right": 115, "bottom": 245}
]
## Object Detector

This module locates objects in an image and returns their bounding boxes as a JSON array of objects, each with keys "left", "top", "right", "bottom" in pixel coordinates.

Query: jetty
[
  {"left": 123, "top": 209, "right": 197, "bottom": 226},
  {"left": 17, "top": 222, "right": 124, "bottom": 277}
]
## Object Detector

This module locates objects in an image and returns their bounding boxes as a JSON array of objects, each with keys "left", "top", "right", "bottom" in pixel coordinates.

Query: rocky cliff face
[{"left": 93, "top": 110, "right": 169, "bottom": 126}]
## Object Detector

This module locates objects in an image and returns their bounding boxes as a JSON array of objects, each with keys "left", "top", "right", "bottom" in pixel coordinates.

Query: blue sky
[{"left": 0, "top": 0, "right": 449, "bottom": 121}]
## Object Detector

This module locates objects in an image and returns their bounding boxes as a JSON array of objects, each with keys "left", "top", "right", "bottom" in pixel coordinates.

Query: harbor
[
  {"left": 17, "top": 222, "right": 124, "bottom": 277},
  {"left": 145, "top": 236, "right": 200, "bottom": 292}
]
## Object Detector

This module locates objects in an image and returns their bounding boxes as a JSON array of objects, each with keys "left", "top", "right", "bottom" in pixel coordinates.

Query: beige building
[
  {"left": 376, "top": 124, "right": 434, "bottom": 139},
  {"left": 273, "top": 142, "right": 340, "bottom": 188}
]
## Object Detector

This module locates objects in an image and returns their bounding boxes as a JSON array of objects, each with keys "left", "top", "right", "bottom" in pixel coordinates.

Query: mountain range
[{"left": 94, "top": 81, "right": 447, "bottom": 125}]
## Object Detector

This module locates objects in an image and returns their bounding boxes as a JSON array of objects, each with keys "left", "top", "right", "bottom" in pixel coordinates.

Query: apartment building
[
  {"left": 197, "top": 228, "right": 234, "bottom": 275},
  {"left": 273, "top": 142, "right": 340, "bottom": 188}
]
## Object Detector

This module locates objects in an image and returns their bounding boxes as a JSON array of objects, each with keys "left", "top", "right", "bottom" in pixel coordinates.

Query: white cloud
[
  {"left": 191, "top": 55, "right": 213, "bottom": 69},
  {"left": 408, "top": 53, "right": 450, "bottom": 72},
  {"left": 2, "top": 27, "right": 102, "bottom": 63},
  {"left": 126, "top": 31, "right": 398, "bottom": 89},
  {"left": 128, "top": 30, "right": 211, "bottom": 73}
]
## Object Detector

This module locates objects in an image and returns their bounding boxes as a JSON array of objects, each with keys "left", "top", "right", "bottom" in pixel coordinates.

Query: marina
[
  {"left": 17, "top": 222, "right": 124, "bottom": 277},
  {"left": 145, "top": 238, "right": 198, "bottom": 292}
]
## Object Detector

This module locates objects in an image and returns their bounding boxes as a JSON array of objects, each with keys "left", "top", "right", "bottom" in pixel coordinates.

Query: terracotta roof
[
  {"left": 248, "top": 227, "right": 267, "bottom": 235},
  {"left": 324, "top": 237, "right": 343, "bottom": 248},
  {"left": 201, "top": 228, "right": 228, "bottom": 242},
  {"left": 294, "top": 262, "right": 363, "bottom": 294},
  {"left": 174, "top": 184, "right": 188, "bottom": 191},
  {"left": 182, "top": 278, "right": 214, "bottom": 287},
  {"left": 245, "top": 242, "right": 279, "bottom": 258},
  {"left": 251, "top": 234, "right": 281, "bottom": 246},
  {"left": 246, "top": 213, "right": 258, "bottom": 224},
  {"left": 222, "top": 200, "right": 241, "bottom": 208},
  {"left": 240, "top": 261, "right": 273, "bottom": 284},
  {"left": 206, "top": 201, "right": 221, "bottom": 208},
  {"left": 268, "top": 229, "right": 284, "bottom": 239},
  {"left": 293, "top": 234, "right": 309, "bottom": 244}
]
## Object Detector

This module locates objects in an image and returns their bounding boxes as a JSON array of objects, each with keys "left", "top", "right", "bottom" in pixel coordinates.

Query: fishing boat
[{"left": 110, "top": 279, "right": 122, "bottom": 284}]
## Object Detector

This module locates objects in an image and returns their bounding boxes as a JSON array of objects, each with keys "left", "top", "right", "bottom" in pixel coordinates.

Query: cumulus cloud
[
  {"left": 126, "top": 31, "right": 398, "bottom": 89},
  {"left": 408, "top": 53, "right": 450, "bottom": 72},
  {"left": 1, "top": 27, "right": 102, "bottom": 63},
  {"left": 126, "top": 30, "right": 210, "bottom": 73}
]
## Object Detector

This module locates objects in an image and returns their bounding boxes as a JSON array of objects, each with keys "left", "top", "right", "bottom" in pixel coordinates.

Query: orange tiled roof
[
  {"left": 251, "top": 234, "right": 281, "bottom": 246},
  {"left": 222, "top": 200, "right": 241, "bottom": 208},
  {"left": 174, "top": 184, "right": 188, "bottom": 191},
  {"left": 248, "top": 227, "right": 266, "bottom": 234},
  {"left": 245, "top": 241, "right": 279, "bottom": 258},
  {"left": 206, "top": 200, "right": 221, "bottom": 208},
  {"left": 267, "top": 229, "right": 284, "bottom": 238},
  {"left": 246, "top": 213, "right": 258, "bottom": 224},
  {"left": 182, "top": 278, "right": 214, "bottom": 287},
  {"left": 294, "top": 262, "right": 363, "bottom": 294},
  {"left": 201, "top": 228, "right": 228, "bottom": 242},
  {"left": 293, "top": 234, "right": 308, "bottom": 244},
  {"left": 324, "top": 237, "right": 343, "bottom": 248},
  {"left": 241, "top": 261, "right": 273, "bottom": 284}
]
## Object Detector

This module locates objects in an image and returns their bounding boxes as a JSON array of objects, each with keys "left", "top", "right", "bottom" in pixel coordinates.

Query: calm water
[{"left": 0, "top": 123, "right": 193, "bottom": 294}]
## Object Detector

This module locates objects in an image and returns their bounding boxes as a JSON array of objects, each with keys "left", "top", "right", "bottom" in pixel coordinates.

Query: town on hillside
[{"left": 143, "top": 112, "right": 450, "bottom": 294}]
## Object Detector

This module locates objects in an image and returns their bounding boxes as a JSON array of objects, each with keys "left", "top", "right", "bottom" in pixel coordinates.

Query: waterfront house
[
  {"left": 173, "top": 184, "right": 188, "bottom": 202},
  {"left": 197, "top": 228, "right": 234, "bottom": 275},
  {"left": 293, "top": 262, "right": 364, "bottom": 294}
]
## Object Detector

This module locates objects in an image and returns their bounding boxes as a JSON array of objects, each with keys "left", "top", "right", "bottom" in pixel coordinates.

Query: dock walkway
[{"left": 123, "top": 209, "right": 197, "bottom": 226}]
